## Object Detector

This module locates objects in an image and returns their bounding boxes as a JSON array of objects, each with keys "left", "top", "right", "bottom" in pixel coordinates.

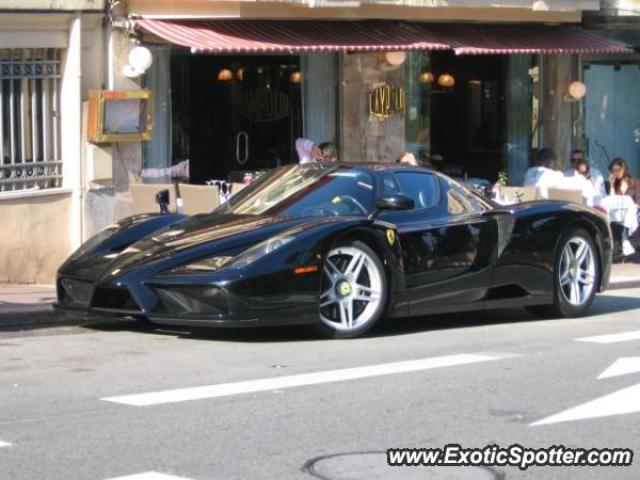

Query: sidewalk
[
  {"left": 2, "top": 264, "right": 640, "bottom": 330},
  {"left": 0, "top": 284, "right": 81, "bottom": 330}
]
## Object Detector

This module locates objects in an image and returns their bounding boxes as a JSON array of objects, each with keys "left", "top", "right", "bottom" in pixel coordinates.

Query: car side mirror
[{"left": 375, "top": 194, "right": 414, "bottom": 210}]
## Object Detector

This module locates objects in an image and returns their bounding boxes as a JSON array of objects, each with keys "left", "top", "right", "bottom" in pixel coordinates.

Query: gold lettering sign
[
  {"left": 368, "top": 84, "right": 406, "bottom": 119},
  {"left": 240, "top": 87, "right": 290, "bottom": 122}
]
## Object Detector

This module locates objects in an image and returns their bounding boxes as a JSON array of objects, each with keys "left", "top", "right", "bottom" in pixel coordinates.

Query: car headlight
[
  {"left": 169, "top": 256, "right": 234, "bottom": 274},
  {"left": 167, "top": 235, "right": 295, "bottom": 274},
  {"left": 229, "top": 235, "right": 295, "bottom": 270}
]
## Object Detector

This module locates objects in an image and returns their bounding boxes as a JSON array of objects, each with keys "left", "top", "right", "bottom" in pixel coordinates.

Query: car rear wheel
[
  {"left": 316, "top": 240, "right": 387, "bottom": 338},
  {"left": 528, "top": 228, "right": 599, "bottom": 318}
]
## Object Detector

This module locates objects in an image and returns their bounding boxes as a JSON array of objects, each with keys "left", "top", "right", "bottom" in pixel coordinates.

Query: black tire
[
  {"left": 527, "top": 228, "right": 600, "bottom": 318},
  {"left": 315, "top": 240, "right": 388, "bottom": 339}
]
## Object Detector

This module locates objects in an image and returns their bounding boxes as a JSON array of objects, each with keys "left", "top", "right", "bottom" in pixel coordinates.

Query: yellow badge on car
[
  {"left": 386, "top": 229, "right": 396, "bottom": 245},
  {"left": 339, "top": 282, "right": 352, "bottom": 296},
  {"left": 332, "top": 196, "right": 341, "bottom": 204}
]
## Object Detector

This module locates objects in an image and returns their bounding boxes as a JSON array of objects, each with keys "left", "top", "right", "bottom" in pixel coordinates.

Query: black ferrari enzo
[{"left": 56, "top": 163, "right": 612, "bottom": 338}]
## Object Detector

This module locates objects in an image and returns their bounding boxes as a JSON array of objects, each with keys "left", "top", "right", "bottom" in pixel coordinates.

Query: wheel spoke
[
  {"left": 559, "top": 269, "right": 571, "bottom": 286},
  {"left": 345, "top": 252, "right": 365, "bottom": 277},
  {"left": 570, "top": 281, "right": 580, "bottom": 304},
  {"left": 320, "top": 289, "right": 336, "bottom": 308},
  {"left": 564, "top": 245, "right": 575, "bottom": 264},
  {"left": 562, "top": 250, "right": 571, "bottom": 271},
  {"left": 355, "top": 284, "right": 381, "bottom": 301},
  {"left": 578, "top": 269, "right": 594, "bottom": 285},
  {"left": 575, "top": 241, "right": 588, "bottom": 264},
  {"left": 339, "top": 300, "right": 354, "bottom": 328},
  {"left": 323, "top": 258, "right": 341, "bottom": 280},
  {"left": 354, "top": 294, "right": 376, "bottom": 303}
]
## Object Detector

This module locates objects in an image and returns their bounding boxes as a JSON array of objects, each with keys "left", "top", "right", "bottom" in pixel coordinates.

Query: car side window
[
  {"left": 381, "top": 174, "right": 400, "bottom": 195},
  {"left": 394, "top": 172, "right": 439, "bottom": 209},
  {"left": 440, "top": 177, "right": 488, "bottom": 215}
]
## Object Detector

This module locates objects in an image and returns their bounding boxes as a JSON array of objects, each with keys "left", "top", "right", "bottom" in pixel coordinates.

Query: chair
[
  {"left": 130, "top": 184, "right": 175, "bottom": 215},
  {"left": 499, "top": 186, "right": 539, "bottom": 204},
  {"left": 178, "top": 183, "right": 219, "bottom": 215},
  {"left": 547, "top": 188, "right": 584, "bottom": 204}
]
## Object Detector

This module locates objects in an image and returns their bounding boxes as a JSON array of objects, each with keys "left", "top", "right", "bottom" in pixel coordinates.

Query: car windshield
[{"left": 216, "top": 164, "right": 375, "bottom": 217}]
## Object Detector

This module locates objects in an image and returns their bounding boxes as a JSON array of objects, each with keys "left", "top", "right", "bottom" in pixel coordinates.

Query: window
[
  {"left": 395, "top": 172, "right": 438, "bottom": 209},
  {"left": 381, "top": 173, "right": 400, "bottom": 195},
  {"left": 1, "top": 49, "right": 62, "bottom": 192},
  {"left": 440, "top": 176, "right": 490, "bottom": 214}
]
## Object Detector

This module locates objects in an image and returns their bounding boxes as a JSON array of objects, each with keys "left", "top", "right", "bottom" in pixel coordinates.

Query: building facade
[
  {"left": 111, "top": 0, "right": 631, "bottom": 202},
  {"left": 0, "top": 0, "right": 106, "bottom": 283},
  {"left": 0, "top": 0, "right": 636, "bottom": 283}
]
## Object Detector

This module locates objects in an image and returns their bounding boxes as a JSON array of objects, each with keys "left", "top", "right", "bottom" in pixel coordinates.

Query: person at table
[
  {"left": 396, "top": 152, "right": 418, "bottom": 166},
  {"left": 524, "top": 147, "right": 564, "bottom": 198},
  {"left": 295, "top": 138, "right": 338, "bottom": 164},
  {"left": 566, "top": 149, "right": 606, "bottom": 201},
  {"left": 608, "top": 157, "right": 638, "bottom": 206},
  {"left": 564, "top": 158, "right": 596, "bottom": 206}
]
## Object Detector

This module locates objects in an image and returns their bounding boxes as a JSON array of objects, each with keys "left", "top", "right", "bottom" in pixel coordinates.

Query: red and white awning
[
  {"left": 134, "top": 18, "right": 633, "bottom": 55},
  {"left": 426, "top": 23, "right": 631, "bottom": 55},
  {"left": 134, "top": 19, "right": 450, "bottom": 53}
]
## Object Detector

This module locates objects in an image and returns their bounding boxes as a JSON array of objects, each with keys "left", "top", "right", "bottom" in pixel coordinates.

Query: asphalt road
[{"left": 2, "top": 288, "right": 640, "bottom": 480}]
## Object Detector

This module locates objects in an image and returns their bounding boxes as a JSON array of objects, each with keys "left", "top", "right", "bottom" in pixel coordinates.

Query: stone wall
[
  {"left": 0, "top": 192, "right": 72, "bottom": 284},
  {"left": 340, "top": 52, "right": 407, "bottom": 163}
]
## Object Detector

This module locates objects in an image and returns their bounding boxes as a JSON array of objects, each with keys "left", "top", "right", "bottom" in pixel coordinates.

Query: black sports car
[{"left": 56, "top": 163, "right": 612, "bottom": 338}]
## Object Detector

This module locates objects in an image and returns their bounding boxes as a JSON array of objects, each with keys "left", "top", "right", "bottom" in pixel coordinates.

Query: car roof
[{"left": 316, "top": 161, "right": 441, "bottom": 176}]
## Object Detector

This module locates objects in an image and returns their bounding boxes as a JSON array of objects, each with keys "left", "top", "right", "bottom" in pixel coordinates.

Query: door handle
[{"left": 236, "top": 131, "right": 249, "bottom": 165}]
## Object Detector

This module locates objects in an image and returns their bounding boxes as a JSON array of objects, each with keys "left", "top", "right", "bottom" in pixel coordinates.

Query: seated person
[
  {"left": 396, "top": 152, "right": 418, "bottom": 166},
  {"left": 564, "top": 158, "right": 596, "bottom": 206},
  {"left": 566, "top": 149, "right": 606, "bottom": 201},
  {"left": 608, "top": 157, "right": 638, "bottom": 205},
  {"left": 606, "top": 157, "right": 639, "bottom": 257},
  {"left": 296, "top": 138, "right": 337, "bottom": 164},
  {"left": 523, "top": 147, "right": 564, "bottom": 198}
]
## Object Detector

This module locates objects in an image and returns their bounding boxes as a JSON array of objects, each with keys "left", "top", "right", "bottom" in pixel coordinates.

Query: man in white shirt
[
  {"left": 296, "top": 138, "right": 337, "bottom": 164},
  {"left": 524, "top": 147, "right": 564, "bottom": 198}
]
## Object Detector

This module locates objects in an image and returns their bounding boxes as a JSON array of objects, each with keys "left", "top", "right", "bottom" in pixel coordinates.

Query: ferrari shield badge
[{"left": 386, "top": 228, "right": 396, "bottom": 245}]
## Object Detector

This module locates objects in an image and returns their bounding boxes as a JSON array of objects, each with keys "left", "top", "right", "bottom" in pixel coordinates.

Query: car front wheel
[{"left": 316, "top": 240, "right": 387, "bottom": 338}]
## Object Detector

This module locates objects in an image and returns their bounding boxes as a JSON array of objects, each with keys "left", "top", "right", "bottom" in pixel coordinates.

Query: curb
[
  {"left": 0, "top": 307, "right": 85, "bottom": 330},
  {"left": 608, "top": 278, "right": 640, "bottom": 290}
]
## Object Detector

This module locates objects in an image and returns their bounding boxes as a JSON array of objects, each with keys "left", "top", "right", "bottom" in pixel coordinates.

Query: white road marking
[
  {"left": 104, "top": 472, "right": 194, "bottom": 480},
  {"left": 102, "top": 353, "right": 509, "bottom": 406},
  {"left": 0, "top": 439, "right": 11, "bottom": 448},
  {"left": 531, "top": 383, "right": 640, "bottom": 426},
  {"left": 598, "top": 357, "right": 640, "bottom": 379},
  {"left": 576, "top": 330, "right": 640, "bottom": 344}
]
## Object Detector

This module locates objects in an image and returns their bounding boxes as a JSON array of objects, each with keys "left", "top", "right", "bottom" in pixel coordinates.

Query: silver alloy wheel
[
  {"left": 319, "top": 246, "right": 383, "bottom": 332},
  {"left": 559, "top": 236, "right": 596, "bottom": 306}
]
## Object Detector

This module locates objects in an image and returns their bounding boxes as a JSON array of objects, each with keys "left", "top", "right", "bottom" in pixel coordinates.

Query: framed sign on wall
[{"left": 87, "top": 90, "right": 154, "bottom": 143}]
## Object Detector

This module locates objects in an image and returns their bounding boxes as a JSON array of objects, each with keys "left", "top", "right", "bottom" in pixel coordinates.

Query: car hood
[{"left": 96, "top": 213, "right": 344, "bottom": 282}]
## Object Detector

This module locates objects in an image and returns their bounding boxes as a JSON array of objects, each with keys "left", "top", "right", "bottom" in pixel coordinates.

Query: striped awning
[
  {"left": 134, "top": 19, "right": 450, "bottom": 53},
  {"left": 426, "top": 23, "right": 633, "bottom": 55},
  {"left": 134, "top": 19, "right": 633, "bottom": 55}
]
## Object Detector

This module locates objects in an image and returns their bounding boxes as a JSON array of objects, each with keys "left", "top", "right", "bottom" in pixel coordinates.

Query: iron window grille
[{"left": 0, "top": 48, "right": 62, "bottom": 192}]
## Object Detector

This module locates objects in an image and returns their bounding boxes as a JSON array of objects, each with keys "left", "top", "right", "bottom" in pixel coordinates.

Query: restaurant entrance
[
  {"left": 171, "top": 53, "right": 303, "bottom": 183},
  {"left": 429, "top": 51, "right": 506, "bottom": 181}
]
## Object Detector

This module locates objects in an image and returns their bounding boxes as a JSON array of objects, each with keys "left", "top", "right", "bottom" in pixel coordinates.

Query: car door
[{"left": 379, "top": 172, "right": 497, "bottom": 315}]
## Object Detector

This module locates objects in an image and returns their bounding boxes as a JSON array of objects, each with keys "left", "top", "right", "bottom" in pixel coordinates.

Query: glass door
[{"left": 584, "top": 63, "right": 640, "bottom": 177}]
